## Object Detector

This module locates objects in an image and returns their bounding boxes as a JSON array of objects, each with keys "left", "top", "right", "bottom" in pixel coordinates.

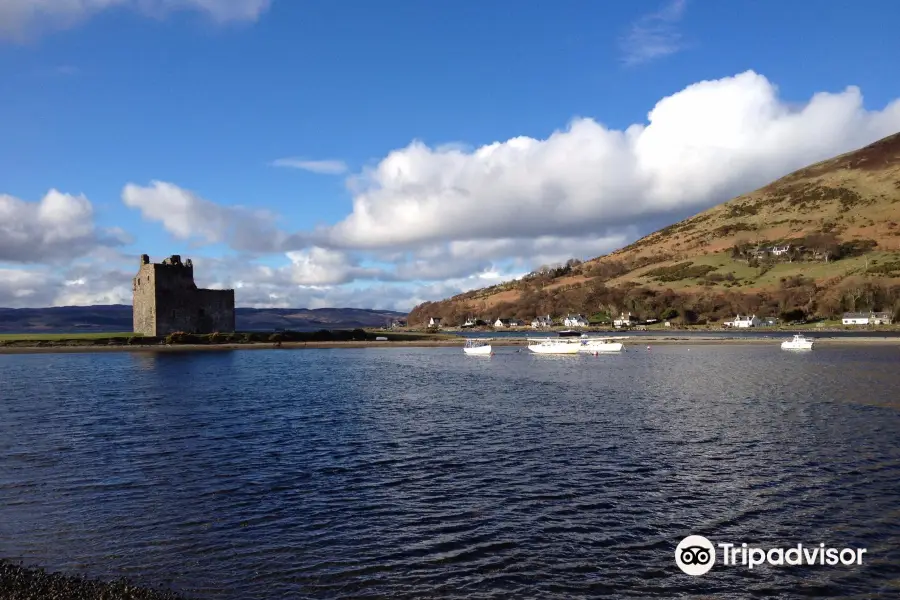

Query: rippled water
[{"left": 2, "top": 345, "right": 900, "bottom": 598}]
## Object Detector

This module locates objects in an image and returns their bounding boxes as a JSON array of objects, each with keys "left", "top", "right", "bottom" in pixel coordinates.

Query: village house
[
  {"left": 724, "top": 314, "right": 762, "bottom": 328},
  {"left": 563, "top": 314, "right": 589, "bottom": 327},
  {"left": 843, "top": 311, "right": 894, "bottom": 325},
  {"left": 508, "top": 318, "right": 526, "bottom": 327},
  {"left": 494, "top": 318, "right": 511, "bottom": 328},
  {"left": 770, "top": 244, "right": 792, "bottom": 256},
  {"left": 613, "top": 312, "right": 639, "bottom": 328},
  {"left": 872, "top": 311, "right": 894, "bottom": 325},
  {"left": 390, "top": 319, "right": 407, "bottom": 329},
  {"left": 531, "top": 315, "right": 553, "bottom": 328},
  {"left": 427, "top": 317, "right": 442, "bottom": 328}
]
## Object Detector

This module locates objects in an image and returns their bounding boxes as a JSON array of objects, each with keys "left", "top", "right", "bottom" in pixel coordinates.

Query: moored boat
[
  {"left": 578, "top": 335, "right": 625, "bottom": 353},
  {"left": 464, "top": 338, "right": 493, "bottom": 355},
  {"left": 557, "top": 329, "right": 582, "bottom": 337},
  {"left": 527, "top": 337, "right": 581, "bottom": 354},
  {"left": 781, "top": 334, "right": 814, "bottom": 350}
]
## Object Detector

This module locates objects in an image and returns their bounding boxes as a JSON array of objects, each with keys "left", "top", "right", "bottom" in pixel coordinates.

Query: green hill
[{"left": 409, "top": 132, "right": 900, "bottom": 327}]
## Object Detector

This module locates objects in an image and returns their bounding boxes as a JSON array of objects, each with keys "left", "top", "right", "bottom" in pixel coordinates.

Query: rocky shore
[{"left": 0, "top": 560, "right": 190, "bottom": 600}]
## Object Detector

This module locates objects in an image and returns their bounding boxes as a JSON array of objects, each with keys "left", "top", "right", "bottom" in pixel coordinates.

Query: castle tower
[{"left": 132, "top": 254, "right": 235, "bottom": 336}]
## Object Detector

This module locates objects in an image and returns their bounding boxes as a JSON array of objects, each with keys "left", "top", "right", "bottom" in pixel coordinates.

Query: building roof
[{"left": 843, "top": 312, "right": 870, "bottom": 318}]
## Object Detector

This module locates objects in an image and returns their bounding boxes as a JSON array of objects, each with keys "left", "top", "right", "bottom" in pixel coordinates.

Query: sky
[{"left": 2, "top": 0, "right": 900, "bottom": 312}]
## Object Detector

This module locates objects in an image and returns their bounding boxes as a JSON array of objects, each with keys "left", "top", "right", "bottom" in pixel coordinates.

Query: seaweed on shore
[{"left": 0, "top": 560, "right": 192, "bottom": 600}]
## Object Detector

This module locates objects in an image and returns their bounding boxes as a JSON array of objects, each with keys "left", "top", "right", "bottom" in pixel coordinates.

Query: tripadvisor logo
[
  {"left": 675, "top": 535, "right": 867, "bottom": 576},
  {"left": 675, "top": 535, "right": 716, "bottom": 576}
]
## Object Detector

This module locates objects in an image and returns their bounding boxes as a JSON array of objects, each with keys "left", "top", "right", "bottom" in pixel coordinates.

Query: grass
[
  {"left": 628, "top": 251, "right": 900, "bottom": 290},
  {"left": 0, "top": 329, "right": 458, "bottom": 346},
  {"left": 0, "top": 332, "right": 136, "bottom": 341}
]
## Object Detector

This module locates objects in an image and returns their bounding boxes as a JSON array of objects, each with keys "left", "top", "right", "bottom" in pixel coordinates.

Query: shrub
[
  {"left": 644, "top": 261, "right": 717, "bottom": 282},
  {"left": 209, "top": 332, "right": 223, "bottom": 343},
  {"left": 165, "top": 331, "right": 188, "bottom": 344},
  {"left": 269, "top": 333, "right": 284, "bottom": 343},
  {"left": 661, "top": 308, "right": 679, "bottom": 320}
]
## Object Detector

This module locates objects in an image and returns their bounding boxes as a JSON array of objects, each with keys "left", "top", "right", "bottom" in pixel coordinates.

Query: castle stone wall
[{"left": 132, "top": 254, "right": 236, "bottom": 336}]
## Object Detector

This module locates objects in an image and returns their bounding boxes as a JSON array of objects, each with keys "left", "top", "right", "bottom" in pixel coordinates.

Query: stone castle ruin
[{"left": 133, "top": 254, "right": 235, "bottom": 336}]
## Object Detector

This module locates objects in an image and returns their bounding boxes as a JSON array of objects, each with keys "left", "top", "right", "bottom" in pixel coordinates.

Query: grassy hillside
[{"left": 410, "top": 132, "right": 900, "bottom": 326}]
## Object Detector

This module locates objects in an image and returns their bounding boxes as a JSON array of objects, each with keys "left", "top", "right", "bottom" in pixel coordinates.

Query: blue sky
[{"left": 2, "top": 0, "right": 900, "bottom": 310}]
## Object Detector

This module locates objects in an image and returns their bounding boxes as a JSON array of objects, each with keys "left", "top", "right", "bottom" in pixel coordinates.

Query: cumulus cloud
[
  {"left": 620, "top": 0, "right": 688, "bottom": 66},
  {"left": 314, "top": 71, "right": 900, "bottom": 251},
  {"left": 286, "top": 247, "right": 382, "bottom": 286},
  {"left": 0, "top": 0, "right": 271, "bottom": 41},
  {"left": 271, "top": 158, "right": 349, "bottom": 175},
  {"left": 0, "top": 190, "right": 129, "bottom": 263},
  {"left": 122, "top": 180, "right": 287, "bottom": 253}
]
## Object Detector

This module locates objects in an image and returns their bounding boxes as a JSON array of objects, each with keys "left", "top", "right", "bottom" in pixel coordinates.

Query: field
[
  {"left": 0, "top": 330, "right": 457, "bottom": 346},
  {"left": 0, "top": 332, "right": 136, "bottom": 341}
]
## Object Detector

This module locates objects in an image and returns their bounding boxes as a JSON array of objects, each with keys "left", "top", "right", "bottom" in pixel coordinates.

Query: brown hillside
[{"left": 410, "top": 133, "right": 900, "bottom": 326}]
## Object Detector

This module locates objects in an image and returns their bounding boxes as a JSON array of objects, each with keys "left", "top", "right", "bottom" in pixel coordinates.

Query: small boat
[
  {"left": 464, "top": 338, "right": 492, "bottom": 355},
  {"left": 557, "top": 330, "right": 582, "bottom": 337},
  {"left": 781, "top": 334, "right": 814, "bottom": 350},
  {"left": 527, "top": 337, "right": 581, "bottom": 354},
  {"left": 579, "top": 335, "right": 625, "bottom": 353}
]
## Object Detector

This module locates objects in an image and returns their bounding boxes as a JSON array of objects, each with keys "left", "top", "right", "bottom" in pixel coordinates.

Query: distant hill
[
  {"left": 0, "top": 305, "right": 407, "bottom": 334},
  {"left": 410, "top": 132, "right": 900, "bottom": 326}
]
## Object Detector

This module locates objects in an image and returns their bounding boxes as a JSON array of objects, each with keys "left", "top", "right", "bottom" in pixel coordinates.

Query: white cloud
[
  {"left": 8, "top": 71, "right": 900, "bottom": 312},
  {"left": 314, "top": 71, "right": 900, "bottom": 252},
  {"left": 271, "top": 158, "right": 349, "bottom": 175},
  {"left": 620, "top": 0, "right": 688, "bottom": 66},
  {"left": 122, "top": 180, "right": 287, "bottom": 253},
  {"left": 0, "top": 264, "right": 134, "bottom": 308},
  {"left": 0, "top": 189, "right": 128, "bottom": 263},
  {"left": 285, "top": 247, "right": 379, "bottom": 286},
  {"left": 0, "top": 0, "right": 270, "bottom": 42}
]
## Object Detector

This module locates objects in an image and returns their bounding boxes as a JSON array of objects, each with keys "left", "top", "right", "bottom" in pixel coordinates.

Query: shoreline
[
  {"left": 2, "top": 336, "right": 900, "bottom": 354},
  {"left": 0, "top": 559, "right": 190, "bottom": 599}
]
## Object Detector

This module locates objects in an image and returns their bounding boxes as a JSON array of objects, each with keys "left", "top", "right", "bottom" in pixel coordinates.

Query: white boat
[
  {"left": 781, "top": 334, "right": 814, "bottom": 350},
  {"left": 527, "top": 337, "right": 581, "bottom": 354},
  {"left": 464, "top": 338, "right": 493, "bottom": 355},
  {"left": 579, "top": 335, "right": 625, "bottom": 353}
]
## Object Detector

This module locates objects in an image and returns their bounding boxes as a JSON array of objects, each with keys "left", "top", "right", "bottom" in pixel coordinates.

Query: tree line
[{"left": 408, "top": 276, "right": 900, "bottom": 327}]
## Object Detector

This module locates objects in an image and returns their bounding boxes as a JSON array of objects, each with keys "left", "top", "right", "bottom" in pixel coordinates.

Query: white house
[
  {"left": 843, "top": 311, "right": 894, "bottom": 325},
  {"left": 871, "top": 312, "right": 893, "bottom": 325},
  {"left": 427, "top": 317, "right": 442, "bottom": 328},
  {"left": 563, "top": 314, "right": 589, "bottom": 327},
  {"left": 508, "top": 318, "right": 526, "bottom": 327},
  {"left": 842, "top": 312, "right": 870, "bottom": 325},
  {"left": 725, "top": 314, "right": 762, "bottom": 328},
  {"left": 494, "top": 318, "right": 511, "bottom": 328},
  {"left": 532, "top": 315, "right": 553, "bottom": 328},
  {"left": 770, "top": 244, "right": 792, "bottom": 256},
  {"left": 613, "top": 312, "right": 639, "bottom": 328}
]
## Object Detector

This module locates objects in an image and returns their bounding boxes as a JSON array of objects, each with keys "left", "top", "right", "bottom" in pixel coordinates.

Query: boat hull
[
  {"left": 527, "top": 343, "right": 581, "bottom": 354},
  {"left": 464, "top": 345, "right": 492, "bottom": 355},
  {"left": 579, "top": 342, "right": 624, "bottom": 353},
  {"left": 781, "top": 341, "right": 813, "bottom": 350}
]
